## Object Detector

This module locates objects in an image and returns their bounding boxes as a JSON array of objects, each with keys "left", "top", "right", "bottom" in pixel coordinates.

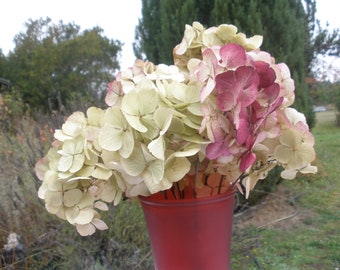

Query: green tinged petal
[
  {"left": 121, "top": 146, "right": 146, "bottom": 176},
  {"left": 64, "top": 189, "right": 82, "bottom": 207},
  {"left": 148, "top": 136, "right": 165, "bottom": 160},
  {"left": 165, "top": 156, "right": 191, "bottom": 182},
  {"left": 122, "top": 89, "right": 158, "bottom": 132}
]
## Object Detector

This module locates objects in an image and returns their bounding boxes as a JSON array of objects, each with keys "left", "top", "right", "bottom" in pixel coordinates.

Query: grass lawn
[{"left": 231, "top": 111, "right": 340, "bottom": 269}]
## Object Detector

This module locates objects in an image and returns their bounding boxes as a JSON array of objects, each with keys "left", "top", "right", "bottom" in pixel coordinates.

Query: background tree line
[{"left": 0, "top": 17, "right": 122, "bottom": 114}]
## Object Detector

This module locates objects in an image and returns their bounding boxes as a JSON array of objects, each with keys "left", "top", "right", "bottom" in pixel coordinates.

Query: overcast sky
[{"left": 0, "top": 0, "right": 339, "bottom": 70}]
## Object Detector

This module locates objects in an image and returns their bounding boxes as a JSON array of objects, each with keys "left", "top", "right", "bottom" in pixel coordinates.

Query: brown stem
[
  {"left": 175, "top": 182, "right": 181, "bottom": 199},
  {"left": 193, "top": 157, "right": 200, "bottom": 198},
  {"left": 218, "top": 174, "right": 224, "bottom": 194},
  {"left": 231, "top": 172, "right": 245, "bottom": 187}
]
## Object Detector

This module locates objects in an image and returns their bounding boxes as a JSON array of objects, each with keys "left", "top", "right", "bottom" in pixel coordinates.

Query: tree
[
  {"left": 0, "top": 50, "right": 6, "bottom": 76},
  {"left": 133, "top": 0, "right": 162, "bottom": 63},
  {"left": 134, "top": 0, "right": 214, "bottom": 64},
  {"left": 3, "top": 18, "right": 122, "bottom": 111}
]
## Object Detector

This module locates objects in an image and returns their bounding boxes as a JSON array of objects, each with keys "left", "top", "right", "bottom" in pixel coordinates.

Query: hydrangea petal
[
  {"left": 92, "top": 218, "right": 109, "bottom": 231},
  {"left": 64, "top": 189, "right": 82, "bottom": 207},
  {"left": 76, "top": 223, "right": 96, "bottom": 236},
  {"left": 74, "top": 208, "right": 95, "bottom": 225}
]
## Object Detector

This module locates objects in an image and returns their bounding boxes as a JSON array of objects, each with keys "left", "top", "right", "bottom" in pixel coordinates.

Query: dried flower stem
[{"left": 193, "top": 157, "right": 200, "bottom": 198}]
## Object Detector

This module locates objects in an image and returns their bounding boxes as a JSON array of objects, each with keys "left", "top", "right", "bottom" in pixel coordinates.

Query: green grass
[{"left": 231, "top": 111, "right": 340, "bottom": 269}]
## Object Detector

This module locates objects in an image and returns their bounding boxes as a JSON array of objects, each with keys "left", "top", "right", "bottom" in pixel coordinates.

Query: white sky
[{"left": 0, "top": 0, "right": 339, "bottom": 70}]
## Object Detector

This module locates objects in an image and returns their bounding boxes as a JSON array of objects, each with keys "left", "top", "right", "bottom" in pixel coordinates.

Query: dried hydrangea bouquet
[{"left": 35, "top": 22, "right": 317, "bottom": 239}]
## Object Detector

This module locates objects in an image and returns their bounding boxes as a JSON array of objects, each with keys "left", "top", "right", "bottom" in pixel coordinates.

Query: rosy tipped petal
[
  {"left": 235, "top": 66, "right": 259, "bottom": 106},
  {"left": 236, "top": 118, "right": 250, "bottom": 145},
  {"left": 240, "top": 151, "right": 256, "bottom": 172},
  {"left": 254, "top": 61, "right": 276, "bottom": 88},
  {"left": 220, "top": 44, "right": 247, "bottom": 68},
  {"left": 215, "top": 71, "right": 239, "bottom": 111},
  {"left": 200, "top": 78, "right": 216, "bottom": 102},
  {"left": 206, "top": 141, "right": 230, "bottom": 160}
]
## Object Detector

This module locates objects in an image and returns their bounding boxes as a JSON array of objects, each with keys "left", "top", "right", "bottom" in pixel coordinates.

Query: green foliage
[
  {"left": 333, "top": 82, "right": 340, "bottom": 126},
  {"left": 0, "top": 50, "right": 6, "bottom": 74},
  {"left": 309, "top": 80, "right": 337, "bottom": 106},
  {"left": 333, "top": 82, "right": 340, "bottom": 111},
  {"left": 2, "top": 18, "right": 122, "bottom": 111},
  {"left": 309, "top": 81, "right": 340, "bottom": 126},
  {"left": 0, "top": 83, "right": 26, "bottom": 133}
]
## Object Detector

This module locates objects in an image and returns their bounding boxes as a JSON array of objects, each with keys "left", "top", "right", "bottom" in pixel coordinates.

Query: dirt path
[{"left": 233, "top": 185, "right": 310, "bottom": 230}]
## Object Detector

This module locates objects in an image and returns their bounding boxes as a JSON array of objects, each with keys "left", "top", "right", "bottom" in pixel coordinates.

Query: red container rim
[{"left": 139, "top": 187, "right": 236, "bottom": 207}]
